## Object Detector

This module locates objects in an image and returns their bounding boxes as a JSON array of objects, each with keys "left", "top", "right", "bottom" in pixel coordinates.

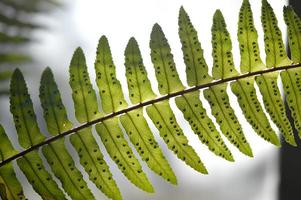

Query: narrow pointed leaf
[
  {"left": 284, "top": 6, "right": 301, "bottom": 63},
  {"left": 231, "top": 78, "right": 280, "bottom": 146},
  {"left": 256, "top": 73, "right": 296, "bottom": 145},
  {"left": 281, "top": 7, "right": 301, "bottom": 137},
  {"left": 211, "top": 10, "right": 239, "bottom": 80},
  {"left": 176, "top": 91, "right": 236, "bottom": 159},
  {"left": 70, "top": 129, "right": 121, "bottom": 200},
  {"left": 95, "top": 36, "right": 128, "bottom": 114},
  {"left": 146, "top": 101, "right": 208, "bottom": 174},
  {"left": 150, "top": 23, "right": 185, "bottom": 94},
  {"left": 10, "top": 69, "right": 45, "bottom": 149},
  {"left": 69, "top": 48, "right": 101, "bottom": 123},
  {"left": 178, "top": 7, "right": 212, "bottom": 86},
  {"left": 40, "top": 68, "right": 95, "bottom": 200},
  {"left": 17, "top": 151, "right": 66, "bottom": 200},
  {"left": 120, "top": 109, "right": 177, "bottom": 184},
  {"left": 124, "top": 37, "right": 156, "bottom": 104},
  {"left": 204, "top": 84, "right": 252, "bottom": 156},
  {"left": 95, "top": 118, "right": 154, "bottom": 193},
  {"left": 69, "top": 48, "right": 121, "bottom": 200},
  {"left": 0, "top": 125, "right": 26, "bottom": 200},
  {"left": 40, "top": 68, "right": 73, "bottom": 135},
  {"left": 261, "top": 0, "right": 292, "bottom": 67},
  {"left": 237, "top": 0, "right": 265, "bottom": 73}
]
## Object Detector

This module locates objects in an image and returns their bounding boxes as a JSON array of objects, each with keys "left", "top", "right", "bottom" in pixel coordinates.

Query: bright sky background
[{"left": 0, "top": 0, "right": 289, "bottom": 199}]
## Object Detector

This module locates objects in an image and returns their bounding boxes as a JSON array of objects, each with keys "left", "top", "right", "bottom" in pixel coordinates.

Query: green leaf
[
  {"left": 40, "top": 68, "right": 73, "bottom": 135},
  {"left": 0, "top": 12, "right": 40, "bottom": 29},
  {"left": 146, "top": 101, "right": 208, "bottom": 174},
  {"left": 178, "top": 7, "right": 212, "bottom": 86},
  {"left": 176, "top": 91, "right": 236, "bottom": 159},
  {"left": 40, "top": 68, "right": 95, "bottom": 200},
  {"left": 280, "top": 70, "right": 301, "bottom": 138},
  {"left": 211, "top": 10, "right": 239, "bottom": 80},
  {"left": 255, "top": 73, "right": 296, "bottom": 146},
  {"left": 10, "top": 69, "right": 45, "bottom": 148},
  {"left": 69, "top": 48, "right": 122, "bottom": 200},
  {"left": 0, "top": 124, "right": 26, "bottom": 200},
  {"left": 17, "top": 151, "right": 66, "bottom": 200},
  {"left": 124, "top": 37, "right": 156, "bottom": 104},
  {"left": 120, "top": 109, "right": 177, "bottom": 184},
  {"left": 69, "top": 48, "right": 101, "bottom": 123},
  {"left": 95, "top": 118, "right": 154, "bottom": 193},
  {"left": 204, "top": 84, "right": 252, "bottom": 157},
  {"left": 261, "top": 0, "right": 292, "bottom": 67},
  {"left": 231, "top": 78, "right": 280, "bottom": 146},
  {"left": 42, "top": 140, "right": 95, "bottom": 200},
  {"left": 237, "top": 0, "right": 265, "bottom": 73},
  {"left": 281, "top": 7, "right": 301, "bottom": 137},
  {"left": 95, "top": 36, "right": 128, "bottom": 114},
  {"left": 284, "top": 6, "right": 301, "bottom": 63},
  {"left": 150, "top": 23, "right": 185, "bottom": 94},
  {"left": 70, "top": 129, "right": 122, "bottom": 200}
]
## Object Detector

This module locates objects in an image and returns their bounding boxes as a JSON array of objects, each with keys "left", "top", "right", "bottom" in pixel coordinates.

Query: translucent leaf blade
[
  {"left": 9, "top": 69, "right": 45, "bottom": 148},
  {"left": 40, "top": 68, "right": 73, "bottom": 135},
  {"left": 42, "top": 139, "right": 95, "bottom": 200},
  {"left": 280, "top": 70, "right": 301, "bottom": 138},
  {"left": 17, "top": 151, "right": 66, "bottom": 200},
  {"left": 237, "top": 0, "right": 265, "bottom": 73},
  {"left": 0, "top": 125, "right": 26, "bottom": 200},
  {"left": 95, "top": 36, "right": 128, "bottom": 114},
  {"left": 284, "top": 6, "right": 301, "bottom": 63},
  {"left": 120, "top": 109, "right": 177, "bottom": 184},
  {"left": 146, "top": 101, "right": 208, "bottom": 174},
  {"left": 176, "top": 91, "right": 236, "bottom": 159},
  {"left": 69, "top": 48, "right": 100, "bottom": 123},
  {"left": 231, "top": 78, "right": 280, "bottom": 146},
  {"left": 255, "top": 73, "right": 296, "bottom": 146},
  {"left": 204, "top": 84, "right": 252, "bottom": 157},
  {"left": 261, "top": 0, "right": 292, "bottom": 67},
  {"left": 150, "top": 23, "right": 185, "bottom": 95},
  {"left": 70, "top": 129, "right": 122, "bottom": 200},
  {"left": 124, "top": 37, "right": 156, "bottom": 104},
  {"left": 95, "top": 118, "right": 154, "bottom": 193},
  {"left": 178, "top": 7, "right": 212, "bottom": 86},
  {"left": 211, "top": 10, "right": 239, "bottom": 80}
]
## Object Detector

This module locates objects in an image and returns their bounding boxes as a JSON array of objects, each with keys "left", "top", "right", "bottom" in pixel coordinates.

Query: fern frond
[{"left": 1, "top": 1, "right": 301, "bottom": 200}]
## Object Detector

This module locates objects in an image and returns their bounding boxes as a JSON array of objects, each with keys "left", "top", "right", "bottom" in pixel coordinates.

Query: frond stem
[{"left": 1, "top": 62, "right": 301, "bottom": 167}]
